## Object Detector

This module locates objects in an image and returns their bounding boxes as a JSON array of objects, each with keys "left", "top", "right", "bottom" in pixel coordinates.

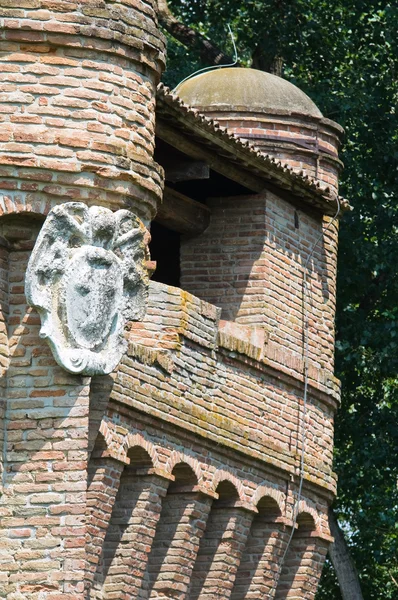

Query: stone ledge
[
  {"left": 127, "top": 341, "right": 174, "bottom": 374},
  {"left": 217, "top": 322, "right": 340, "bottom": 407},
  {"left": 217, "top": 320, "right": 269, "bottom": 362}
]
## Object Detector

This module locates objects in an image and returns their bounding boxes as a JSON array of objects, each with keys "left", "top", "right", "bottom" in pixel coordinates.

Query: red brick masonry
[{"left": 0, "top": 2, "right": 340, "bottom": 599}]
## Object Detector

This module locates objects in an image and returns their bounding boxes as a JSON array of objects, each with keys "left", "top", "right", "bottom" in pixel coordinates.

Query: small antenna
[{"left": 175, "top": 24, "right": 238, "bottom": 90}]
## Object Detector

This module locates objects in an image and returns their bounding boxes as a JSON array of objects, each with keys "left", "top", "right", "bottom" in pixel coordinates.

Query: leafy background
[{"left": 161, "top": 1, "right": 398, "bottom": 597}]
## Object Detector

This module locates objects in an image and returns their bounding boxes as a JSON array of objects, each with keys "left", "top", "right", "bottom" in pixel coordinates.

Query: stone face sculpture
[{"left": 26, "top": 202, "right": 150, "bottom": 375}]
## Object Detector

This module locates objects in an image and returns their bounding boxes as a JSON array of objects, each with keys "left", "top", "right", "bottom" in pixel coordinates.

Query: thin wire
[
  {"left": 175, "top": 24, "right": 238, "bottom": 89},
  {"left": 268, "top": 196, "right": 341, "bottom": 598}
]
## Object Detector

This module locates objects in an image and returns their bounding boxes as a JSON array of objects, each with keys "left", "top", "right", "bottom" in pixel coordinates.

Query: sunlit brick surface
[{"left": 0, "top": 2, "right": 340, "bottom": 599}]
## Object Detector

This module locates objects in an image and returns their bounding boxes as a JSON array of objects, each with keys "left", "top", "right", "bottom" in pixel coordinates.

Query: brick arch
[
  {"left": 296, "top": 500, "right": 320, "bottom": 532},
  {"left": 165, "top": 450, "right": 204, "bottom": 484},
  {"left": 0, "top": 195, "right": 54, "bottom": 219},
  {"left": 125, "top": 433, "right": 159, "bottom": 468},
  {"left": 252, "top": 485, "right": 285, "bottom": 514},
  {"left": 274, "top": 502, "right": 325, "bottom": 599},
  {"left": 210, "top": 469, "right": 244, "bottom": 501},
  {"left": 231, "top": 485, "right": 286, "bottom": 600}
]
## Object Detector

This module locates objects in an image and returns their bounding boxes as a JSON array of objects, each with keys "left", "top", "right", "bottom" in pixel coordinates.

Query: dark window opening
[
  {"left": 149, "top": 221, "right": 180, "bottom": 287},
  {"left": 155, "top": 138, "right": 253, "bottom": 201},
  {"left": 171, "top": 169, "right": 252, "bottom": 201}
]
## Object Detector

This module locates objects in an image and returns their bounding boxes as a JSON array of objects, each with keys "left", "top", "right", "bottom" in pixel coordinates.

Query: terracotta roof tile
[{"left": 156, "top": 84, "right": 351, "bottom": 215}]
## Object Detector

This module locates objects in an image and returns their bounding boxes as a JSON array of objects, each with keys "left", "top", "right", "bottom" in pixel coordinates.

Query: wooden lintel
[
  {"left": 156, "top": 186, "right": 211, "bottom": 236},
  {"left": 156, "top": 121, "right": 265, "bottom": 193},
  {"left": 165, "top": 160, "right": 210, "bottom": 183}
]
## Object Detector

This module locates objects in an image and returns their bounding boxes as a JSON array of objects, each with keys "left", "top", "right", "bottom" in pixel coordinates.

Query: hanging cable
[
  {"left": 268, "top": 195, "right": 341, "bottom": 598},
  {"left": 175, "top": 24, "right": 238, "bottom": 90}
]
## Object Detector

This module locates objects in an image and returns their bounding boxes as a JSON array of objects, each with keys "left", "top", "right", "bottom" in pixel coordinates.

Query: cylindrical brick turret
[
  {"left": 0, "top": 0, "right": 166, "bottom": 223},
  {"left": 176, "top": 68, "right": 343, "bottom": 195},
  {"left": 0, "top": 2, "right": 165, "bottom": 598}
]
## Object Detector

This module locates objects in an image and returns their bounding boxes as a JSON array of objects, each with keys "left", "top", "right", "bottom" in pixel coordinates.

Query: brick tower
[
  {"left": 0, "top": 4, "right": 345, "bottom": 600},
  {"left": 176, "top": 68, "right": 343, "bottom": 195},
  {"left": 0, "top": 2, "right": 165, "bottom": 598}
]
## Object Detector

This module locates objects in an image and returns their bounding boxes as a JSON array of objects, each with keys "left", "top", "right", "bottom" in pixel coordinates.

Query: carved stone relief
[{"left": 26, "top": 202, "right": 150, "bottom": 375}]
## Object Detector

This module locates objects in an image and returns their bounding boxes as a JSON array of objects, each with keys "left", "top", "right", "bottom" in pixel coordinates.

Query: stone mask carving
[{"left": 26, "top": 202, "right": 150, "bottom": 375}]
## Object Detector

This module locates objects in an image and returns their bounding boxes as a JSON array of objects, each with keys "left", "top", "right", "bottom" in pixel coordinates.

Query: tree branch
[
  {"left": 252, "top": 46, "right": 284, "bottom": 76},
  {"left": 157, "top": 0, "right": 236, "bottom": 66},
  {"left": 390, "top": 572, "right": 398, "bottom": 588},
  {"left": 328, "top": 507, "right": 365, "bottom": 600}
]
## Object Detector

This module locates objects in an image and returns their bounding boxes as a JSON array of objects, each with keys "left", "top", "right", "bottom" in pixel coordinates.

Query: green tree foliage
[{"left": 162, "top": 2, "right": 398, "bottom": 598}]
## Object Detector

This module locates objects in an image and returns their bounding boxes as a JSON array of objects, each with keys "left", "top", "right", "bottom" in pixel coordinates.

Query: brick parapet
[{"left": 122, "top": 281, "right": 339, "bottom": 494}]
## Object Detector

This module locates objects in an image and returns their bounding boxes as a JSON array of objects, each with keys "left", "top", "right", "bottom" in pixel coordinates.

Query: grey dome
[{"left": 175, "top": 67, "right": 323, "bottom": 118}]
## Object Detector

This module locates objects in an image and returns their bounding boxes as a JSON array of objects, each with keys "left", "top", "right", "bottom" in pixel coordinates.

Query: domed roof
[{"left": 175, "top": 67, "right": 323, "bottom": 119}]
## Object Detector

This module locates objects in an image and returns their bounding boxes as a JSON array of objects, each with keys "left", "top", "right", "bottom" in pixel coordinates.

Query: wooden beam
[
  {"left": 156, "top": 121, "right": 265, "bottom": 193},
  {"left": 156, "top": 187, "right": 211, "bottom": 236},
  {"left": 165, "top": 160, "right": 210, "bottom": 183}
]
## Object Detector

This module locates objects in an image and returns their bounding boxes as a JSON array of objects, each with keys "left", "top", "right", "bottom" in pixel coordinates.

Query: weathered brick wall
[
  {"left": 0, "top": 0, "right": 165, "bottom": 223},
  {"left": 181, "top": 195, "right": 268, "bottom": 328},
  {"left": 85, "top": 392, "right": 332, "bottom": 599},
  {"left": 231, "top": 498, "right": 289, "bottom": 599},
  {"left": 181, "top": 191, "right": 339, "bottom": 374},
  {"left": 264, "top": 193, "right": 339, "bottom": 374},
  {"left": 275, "top": 519, "right": 329, "bottom": 600},
  {"left": 0, "top": 221, "right": 91, "bottom": 598},
  {"left": 0, "top": 249, "right": 337, "bottom": 600},
  {"left": 0, "top": 4, "right": 341, "bottom": 600},
  {"left": 76, "top": 279, "right": 337, "bottom": 598},
  {"left": 0, "top": 2, "right": 166, "bottom": 598},
  {"left": 0, "top": 236, "right": 9, "bottom": 490},
  {"left": 189, "top": 491, "right": 254, "bottom": 600},
  {"left": 125, "top": 282, "right": 338, "bottom": 490}
]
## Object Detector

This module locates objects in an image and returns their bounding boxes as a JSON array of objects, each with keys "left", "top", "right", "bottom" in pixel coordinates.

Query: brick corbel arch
[
  {"left": 126, "top": 432, "right": 160, "bottom": 468},
  {"left": 252, "top": 485, "right": 285, "bottom": 514},
  {"left": 296, "top": 499, "right": 321, "bottom": 533},
  {"left": 210, "top": 469, "right": 245, "bottom": 502},
  {"left": 98, "top": 420, "right": 114, "bottom": 452},
  {"left": 165, "top": 450, "right": 204, "bottom": 484}
]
